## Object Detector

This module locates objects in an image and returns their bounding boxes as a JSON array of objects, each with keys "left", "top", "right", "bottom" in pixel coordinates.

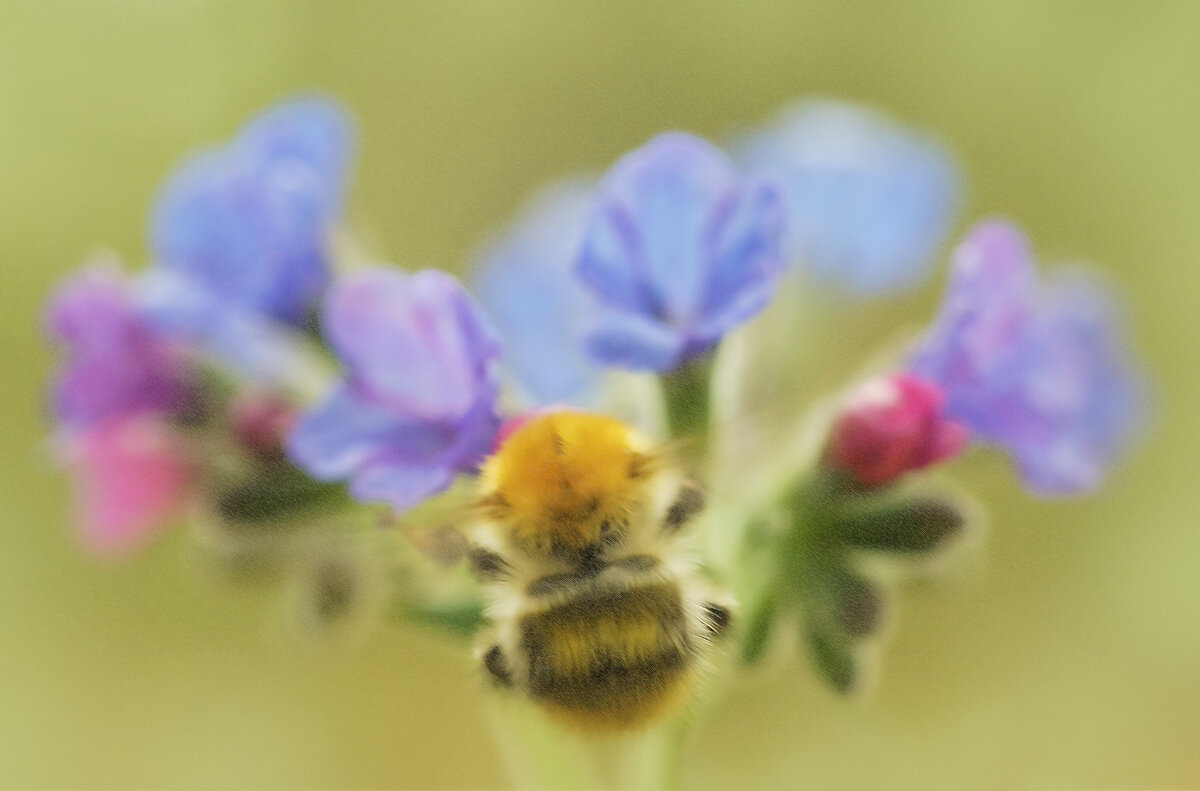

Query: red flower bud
[{"left": 825, "top": 373, "right": 968, "bottom": 487}]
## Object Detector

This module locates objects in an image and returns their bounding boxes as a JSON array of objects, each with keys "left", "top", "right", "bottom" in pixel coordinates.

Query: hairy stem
[{"left": 661, "top": 353, "right": 715, "bottom": 464}]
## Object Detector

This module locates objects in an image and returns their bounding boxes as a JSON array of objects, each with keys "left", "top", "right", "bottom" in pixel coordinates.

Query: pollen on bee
[{"left": 479, "top": 411, "right": 657, "bottom": 548}]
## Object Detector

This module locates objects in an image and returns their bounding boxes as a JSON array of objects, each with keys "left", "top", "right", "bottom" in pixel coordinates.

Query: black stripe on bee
[
  {"left": 525, "top": 554, "right": 662, "bottom": 598},
  {"left": 468, "top": 546, "right": 512, "bottom": 581},
  {"left": 702, "top": 602, "right": 732, "bottom": 637},
  {"left": 532, "top": 646, "right": 689, "bottom": 713},
  {"left": 663, "top": 479, "right": 706, "bottom": 534},
  {"left": 483, "top": 644, "right": 513, "bottom": 688}
]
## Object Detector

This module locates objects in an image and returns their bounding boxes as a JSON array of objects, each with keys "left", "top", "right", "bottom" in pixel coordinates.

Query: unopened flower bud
[{"left": 825, "top": 373, "right": 968, "bottom": 488}]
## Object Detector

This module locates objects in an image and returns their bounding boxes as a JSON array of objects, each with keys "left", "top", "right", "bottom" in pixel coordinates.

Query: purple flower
[
  {"left": 577, "top": 132, "right": 785, "bottom": 372},
  {"left": 45, "top": 264, "right": 192, "bottom": 429},
  {"left": 144, "top": 98, "right": 353, "bottom": 376},
  {"left": 286, "top": 268, "right": 502, "bottom": 510},
  {"left": 739, "top": 100, "right": 960, "bottom": 295},
  {"left": 909, "top": 220, "right": 1146, "bottom": 495},
  {"left": 472, "top": 179, "right": 604, "bottom": 405}
]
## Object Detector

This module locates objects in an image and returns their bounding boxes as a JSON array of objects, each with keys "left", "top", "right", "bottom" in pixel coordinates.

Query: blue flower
[
  {"left": 143, "top": 97, "right": 354, "bottom": 377},
  {"left": 577, "top": 132, "right": 785, "bottom": 372},
  {"left": 472, "top": 179, "right": 604, "bottom": 405},
  {"left": 908, "top": 220, "right": 1146, "bottom": 495},
  {"left": 739, "top": 100, "right": 960, "bottom": 295},
  {"left": 287, "top": 268, "right": 502, "bottom": 510},
  {"left": 45, "top": 263, "right": 192, "bottom": 429}
]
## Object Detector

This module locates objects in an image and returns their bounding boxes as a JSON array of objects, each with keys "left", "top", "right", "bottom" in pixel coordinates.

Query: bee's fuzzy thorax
[{"left": 479, "top": 412, "right": 659, "bottom": 550}]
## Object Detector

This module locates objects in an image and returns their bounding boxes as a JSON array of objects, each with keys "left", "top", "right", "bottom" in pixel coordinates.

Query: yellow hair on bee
[{"left": 479, "top": 412, "right": 657, "bottom": 550}]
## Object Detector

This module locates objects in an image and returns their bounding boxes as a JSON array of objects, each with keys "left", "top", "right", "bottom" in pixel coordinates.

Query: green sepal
[
  {"left": 213, "top": 459, "right": 350, "bottom": 527},
  {"left": 739, "top": 590, "right": 779, "bottom": 666},
  {"left": 805, "top": 624, "right": 857, "bottom": 694},
  {"left": 837, "top": 496, "right": 965, "bottom": 555},
  {"left": 819, "top": 564, "right": 884, "bottom": 639}
]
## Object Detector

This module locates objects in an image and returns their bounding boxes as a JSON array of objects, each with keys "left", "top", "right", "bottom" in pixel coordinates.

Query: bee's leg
[
  {"left": 482, "top": 644, "right": 513, "bottom": 688},
  {"left": 467, "top": 545, "right": 512, "bottom": 582},
  {"left": 662, "top": 478, "right": 706, "bottom": 534},
  {"left": 701, "top": 601, "right": 733, "bottom": 638}
]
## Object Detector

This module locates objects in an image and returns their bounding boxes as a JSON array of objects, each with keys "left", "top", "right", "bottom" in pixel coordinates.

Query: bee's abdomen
[{"left": 519, "top": 582, "right": 694, "bottom": 729}]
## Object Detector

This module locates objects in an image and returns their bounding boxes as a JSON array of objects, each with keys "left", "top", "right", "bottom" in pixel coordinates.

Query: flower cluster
[
  {"left": 45, "top": 98, "right": 355, "bottom": 556},
  {"left": 44, "top": 97, "right": 1147, "bottom": 707}
]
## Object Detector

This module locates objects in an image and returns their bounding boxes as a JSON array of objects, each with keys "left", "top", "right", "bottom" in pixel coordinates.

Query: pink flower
[
  {"left": 825, "top": 373, "right": 968, "bottom": 487},
  {"left": 61, "top": 415, "right": 194, "bottom": 559}
]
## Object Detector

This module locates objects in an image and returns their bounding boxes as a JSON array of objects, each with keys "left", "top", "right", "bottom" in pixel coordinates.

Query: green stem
[
  {"left": 660, "top": 354, "right": 715, "bottom": 463},
  {"left": 487, "top": 702, "right": 600, "bottom": 790},
  {"left": 619, "top": 717, "right": 689, "bottom": 790}
]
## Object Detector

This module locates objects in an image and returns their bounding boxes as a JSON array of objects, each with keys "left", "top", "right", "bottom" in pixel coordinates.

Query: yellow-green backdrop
[{"left": 1, "top": 2, "right": 1196, "bottom": 787}]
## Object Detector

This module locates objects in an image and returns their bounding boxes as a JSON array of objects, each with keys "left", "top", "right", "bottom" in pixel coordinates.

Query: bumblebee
[{"left": 465, "top": 410, "right": 731, "bottom": 731}]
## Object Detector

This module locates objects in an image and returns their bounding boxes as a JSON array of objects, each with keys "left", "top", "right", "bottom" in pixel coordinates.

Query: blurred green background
[{"left": 2, "top": 1, "right": 1197, "bottom": 787}]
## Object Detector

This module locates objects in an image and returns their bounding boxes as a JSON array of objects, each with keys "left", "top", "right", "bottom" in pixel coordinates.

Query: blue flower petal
[
  {"left": 136, "top": 268, "right": 322, "bottom": 391},
  {"left": 323, "top": 269, "right": 500, "bottom": 422},
  {"left": 577, "top": 132, "right": 785, "bottom": 372},
  {"left": 1006, "top": 272, "right": 1147, "bottom": 495},
  {"left": 694, "top": 177, "right": 786, "bottom": 342},
  {"left": 287, "top": 267, "right": 502, "bottom": 510},
  {"left": 348, "top": 461, "right": 455, "bottom": 512},
  {"left": 584, "top": 312, "right": 688, "bottom": 371},
  {"left": 239, "top": 98, "right": 353, "bottom": 216},
  {"left": 581, "top": 133, "right": 737, "bottom": 325},
  {"left": 149, "top": 97, "right": 354, "bottom": 327},
  {"left": 908, "top": 220, "right": 1147, "bottom": 496},
  {"left": 739, "top": 100, "right": 960, "bottom": 295},
  {"left": 909, "top": 220, "right": 1037, "bottom": 426},
  {"left": 471, "top": 180, "right": 603, "bottom": 405},
  {"left": 286, "top": 385, "right": 452, "bottom": 481}
]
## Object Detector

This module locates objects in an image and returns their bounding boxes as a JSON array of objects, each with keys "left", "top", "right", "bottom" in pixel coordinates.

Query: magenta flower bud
[{"left": 825, "top": 373, "right": 968, "bottom": 487}]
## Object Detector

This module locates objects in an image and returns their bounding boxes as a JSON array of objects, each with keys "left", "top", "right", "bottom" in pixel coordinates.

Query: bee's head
[{"left": 478, "top": 411, "right": 659, "bottom": 552}]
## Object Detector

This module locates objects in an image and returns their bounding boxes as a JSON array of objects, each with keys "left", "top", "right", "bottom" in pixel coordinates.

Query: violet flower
[
  {"left": 739, "top": 100, "right": 960, "bottom": 295},
  {"left": 577, "top": 132, "right": 785, "bottom": 372},
  {"left": 909, "top": 220, "right": 1146, "bottom": 495},
  {"left": 45, "top": 265, "right": 192, "bottom": 429},
  {"left": 287, "top": 268, "right": 503, "bottom": 510}
]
